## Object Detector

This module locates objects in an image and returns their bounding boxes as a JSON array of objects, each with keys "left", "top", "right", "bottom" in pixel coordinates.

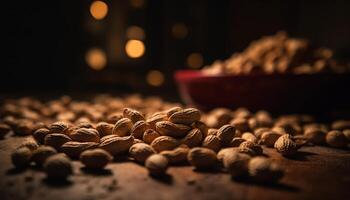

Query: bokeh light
[
  {"left": 125, "top": 40, "right": 145, "bottom": 58},
  {"left": 85, "top": 48, "right": 107, "bottom": 70},
  {"left": 130, "top": 0, "right": 144, "bottom": 8},
  {"left": 146, "top": 70, "right": 164, "bottom": 87},
  {"left": 172, "top": 23, "right": 188, "bottom": 39},
  {"left": 187, "top": 53, "right": 204, "bottom": 69},
  {"left": 90, "top": 1, "right": 108, "bottom": 20},
  {"left": 126, "top": 26, "right": 145, "bottom": 40}
]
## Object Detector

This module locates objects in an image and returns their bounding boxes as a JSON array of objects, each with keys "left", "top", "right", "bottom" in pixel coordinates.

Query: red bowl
[{"left": 174, "top": 70, "right": 350, "bottom": 113}]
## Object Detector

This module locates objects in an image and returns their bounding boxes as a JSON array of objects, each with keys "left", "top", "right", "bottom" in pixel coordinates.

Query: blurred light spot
[
  {"left": 172, "top": 23, "right": 188, "bottom": 39},
  {"left": 130, "top": 0, "right": 144, "bottom": 8},
  {"left": 187, "top": 53, "right": 203, "bottom": 69},
  {"left": 86, "top": 48, "right": 107, "bottom": 70},
  {"left": 90, "top": 1, "right": 108, "bottom": 20},
  {"left": 125, "top": 40, "right": 145, "bottom": 58},
  {"left": 146, "top": 70, "right": 164, "bottom": 87},
  {"left": 126, "top": 26, "right": 145, "bottom": 40}
]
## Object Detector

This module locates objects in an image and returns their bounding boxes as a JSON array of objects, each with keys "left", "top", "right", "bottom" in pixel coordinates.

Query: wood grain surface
[{"left": 0, "top": 136, "right": 350, "bottom": 200}]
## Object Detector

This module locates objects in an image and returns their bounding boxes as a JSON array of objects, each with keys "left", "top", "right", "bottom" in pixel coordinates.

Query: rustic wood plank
[{"left": 0, "top": 136, "right": 350, "bottom": 200}]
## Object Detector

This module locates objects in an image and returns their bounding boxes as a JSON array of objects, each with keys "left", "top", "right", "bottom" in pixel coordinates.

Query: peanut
[
  {"left": 241, "top": 132, "right": 257, "bottom": 143},
  {"left": 156, "top": 121, "right": 191, "bottom": 138},
  {"left": 223, "top": 151, "right": 250, "bottom": 177},
  {"left": 61, "top": 141, "right": 99, "bottom": 158},
  {"left": 304, "top": 127, "right": 326, "bottom": 145},
  {"left": 326, "top": 130, "right": 348, "bottom": 148},
  {"left": 202, "top": 135, "right": 221, "bottom": 152},
  {"left": 259, "top": 131, "right": 281, "bottom": 147},
  {"left": 248, "top": 157, "right": 284, "bottom": 183},
  {"left": 44, "top": 133, "right": 72, "bottom": 150},
  {"left": 187, "top": 147, "right": 218, "bottom": 169},
  {"left": 239, "top": 141, "right": 263, "bottom": 156},
  {"left": 181, "top": 128, "right": 203, "bottom": 147},
  {"left": 150, "top": 136, "right": 178, "bottom": 152},
  {"left": 168, "top": 108, "right": 201, "bottom": 125},
  {"left": 230, "top": 137, "right": 246, "bottom": 147},
  {"left": 80, "top": 148, "right": 113, "bottom": 169},
  {"left": 33, "top": 128, "right": 50, "bottom": 144},
  {"left": 32, "top": 145, "right": 57, "bottom": 166},
  {"left": 44, "top": 154, "right": 73, "bottom": 179},
  {"left": 99, "top": 135, "right": 134, "bottom": 155},
  {"left": 96, "top": 122, "right": 114, "bottom": 137},
  {"left": 145, "top": 154, "right": 169, "bottom": 176},
  {"left": 143, "top": 129, "right": 160, "bottom": 144},
  {"left": 70, "top": 128, "right": 100, "bottom": 143},
  {"left": 123, "top": 108, "right": 145, "bottom": 123},
  {"left": 217, "top": 125, "right": 236, "bottom": 146},
  {"left": 274, "top": 134, "right": 298, "bottom": 156},
  {"left": 48, "top": 121, "right": 70, "bottom": 134},
  {"left": 11, "top": 146, "right": 32, "bottom": 168},
  {"left": 112, "top": 118, "right": 133, "bottom": 136},
  {"left": 160, "top": 145, "right": 189, "bottom": 164},
  {"left": 131, "top": 120, "right": 150, "bottom": 139},
  {"left": 129, "top": 143, "right": 156, "bottom": 163}
]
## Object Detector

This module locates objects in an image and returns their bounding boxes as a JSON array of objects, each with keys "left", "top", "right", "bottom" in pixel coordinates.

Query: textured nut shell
[
  {"left": 230, "top": 138, "right": 246, "bottom": 147},
  {"left": 19, "top": 140, "right": 39, "bottom": 151},
  {"left": 100, "top": 134, "right": 119, "bottom": 143},
  {"left": 274, "top": 134, "right": 298, "bottom": 156},
  {"left": 80, "top": 149, "right": 113, "bottom": 169},
  {"left": 145, "top": 154, "right": 169, "bottom": 175},
  {"left": 217, "top": 125, "right": 236, "bottom": 146},
  {"left": 146, "top": 112, "right": 167, "bottom": 130},
  {"left": 70, "top": 128, "right": 100, "bottom": 143},
  {"left": 44, "top": 154, "right": 72, "bottom": 179},
  {"left": 168, "top": 108, "right": 201, "bottom": 125},
  {"left": 129, "top": 143, "right": 156, "bottom": 163},
  {"left": 123, "top": 108, "right": 145, "bottom": 123},
  {"left": 156, "top": 121, "right": 191, "bottom": 138},
  {"left": 150, "top": 136, "right": 178, "bottom": 152},
  {"left": 160, "top": 146, "right": 189, "bottom": 164},
  {"left": 143, "top": 129, "right": 160, "bottom": 144},
  {"left": 191, "top": 121, "right": 208, "bottom": 138},
  {"left": 44, "top": 133, "right": 72, "bottom": 150},
  {"left": 32, "top": 145, "right": 57, "bottom": 166},
  {"left": 112, "top": 118, "right": 133, "bottom": 136},
  {"left": 202, "top": 135, "right": 221, "bottom": 152},
  {"left": 165, "top": 107, "right": 183, "bottom": 118},
  {"left": 96, "top": 122, "right": 114, "bottom": 137},
  {"left": 331, "top": 120, "right": 350, "bottom": 130},
  {"left": 99, "top": 135, "right": 134, "bottom": 155},
  {"left": 48, "top": 121, "right": 70, "bottom": 134},
  {"left": 239, "top": 141, "right": 263, "bottom": 156},
  {"left": 61, "top": 141, "right": 99, "bottom": 158},
  {"left": 33, "top": 128, "right": 50, "bottom": 144},
  {"left": 187, "top": 147, "right": 218, "bottom": 169},
  {"left": 181, "top": 128, "right": 203, "bottom": 147},
  {"left": 131, "top": 120, "right": 150, "bottom": 139}
]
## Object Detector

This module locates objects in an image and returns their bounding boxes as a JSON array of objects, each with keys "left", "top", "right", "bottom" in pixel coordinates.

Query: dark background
[{"left": 1, "top": 0, "right": 350, "bottom": 94}]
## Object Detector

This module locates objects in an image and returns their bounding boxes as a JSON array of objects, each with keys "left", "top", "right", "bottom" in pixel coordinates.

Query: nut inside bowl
[{"left": 174, "top": 70, "right": 350, "bottom": 113}]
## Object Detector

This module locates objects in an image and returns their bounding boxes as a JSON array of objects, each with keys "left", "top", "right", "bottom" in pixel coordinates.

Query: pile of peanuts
[
  {"left": 1, "top": 95, "right": 350, "bottom": 183},
  {"left": 202, "top": 31, "right": 350, "bottom": 75}
]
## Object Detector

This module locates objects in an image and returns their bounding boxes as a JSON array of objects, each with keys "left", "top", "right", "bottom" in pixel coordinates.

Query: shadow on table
[
  {"left": 42, "top": 177, "right": 73, "bottom": 188},
  {"left": 6, "top": 167, "right": 27, "bottom": 175},
  {"left": 80, "top": 167, "right": 113, "bottom": 176},
  {"left": 149, "top": 173, "right": 173, "bottom": 185},
  {"left": 232, "top": 176, "right": 300, "bottom": 192},
  {"left": 285, "top": 151, "right": 318, "bottom": 161}
]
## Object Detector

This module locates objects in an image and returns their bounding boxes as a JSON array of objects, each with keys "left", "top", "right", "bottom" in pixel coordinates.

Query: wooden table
[{"left": 1, "top": 136, "right": 350, "bottom": 200}]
